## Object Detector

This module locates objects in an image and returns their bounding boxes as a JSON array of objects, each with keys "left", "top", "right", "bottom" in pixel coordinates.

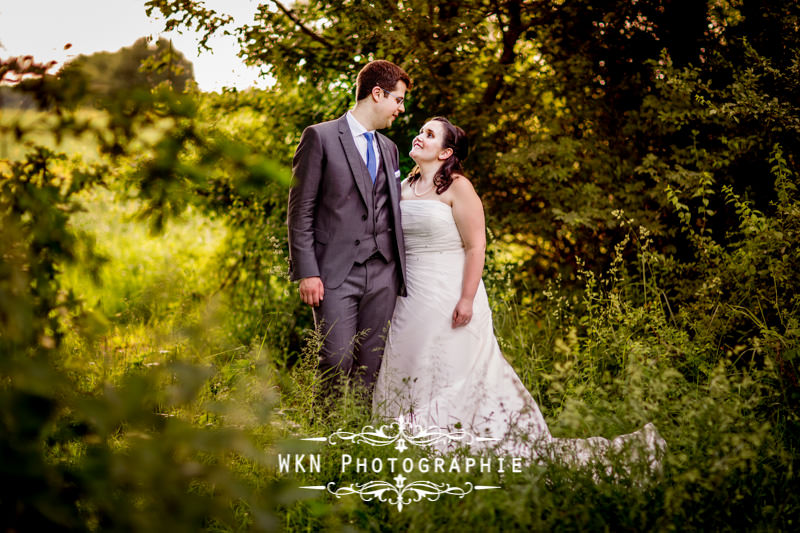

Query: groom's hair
[{"left": 355, "top": 60, "right": 411, "bottom": 101}]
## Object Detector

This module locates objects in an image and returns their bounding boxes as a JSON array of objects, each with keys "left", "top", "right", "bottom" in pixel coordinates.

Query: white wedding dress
[{"left": 373, "top": 200, "right": 666, "bottom": 470}]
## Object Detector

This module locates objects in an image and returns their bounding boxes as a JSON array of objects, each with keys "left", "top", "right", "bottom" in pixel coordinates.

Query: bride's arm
[{"left": 449, "top": 176, "right": 486, "bottom": 328}]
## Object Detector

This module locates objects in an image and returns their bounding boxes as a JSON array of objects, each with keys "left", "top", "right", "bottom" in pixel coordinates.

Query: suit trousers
[{"left": 313, "top": 255, "right": 399, "bottom": 393}]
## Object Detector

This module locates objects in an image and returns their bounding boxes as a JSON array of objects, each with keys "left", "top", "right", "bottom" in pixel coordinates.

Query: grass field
[
  {"left": 2, "top": 104, "right": 798, "bottom": 531},
  {"left": 48, "top": 183, "right": 799, "bottom": 531}
]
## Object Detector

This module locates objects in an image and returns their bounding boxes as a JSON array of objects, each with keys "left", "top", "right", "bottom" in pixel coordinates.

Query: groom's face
[{"left": 374, "top": 81, "right": 407, "bottom": 129}]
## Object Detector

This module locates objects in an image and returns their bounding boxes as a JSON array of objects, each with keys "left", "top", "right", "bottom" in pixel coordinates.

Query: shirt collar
[{"left": 346, "top": 110, "right": 374, "bottom": 138}]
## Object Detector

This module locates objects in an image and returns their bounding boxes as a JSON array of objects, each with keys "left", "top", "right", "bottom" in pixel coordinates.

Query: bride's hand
[{"left": 452, "top": 298, "right": 473, "bottom": 328}]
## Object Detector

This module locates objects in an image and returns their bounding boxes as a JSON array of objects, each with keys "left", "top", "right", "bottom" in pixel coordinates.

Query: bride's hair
[{"left": 408, "top": 116, "right": 468, "bottom": 194}]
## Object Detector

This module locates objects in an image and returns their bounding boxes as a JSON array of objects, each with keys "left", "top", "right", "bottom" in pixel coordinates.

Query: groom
[{"left": 287, "top": 60, "right": 410, "bottom": 394}]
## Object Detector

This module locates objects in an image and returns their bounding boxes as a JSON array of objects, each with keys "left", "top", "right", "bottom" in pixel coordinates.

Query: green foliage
[
  {"left": 144, "top": 0, "right": 800, "bottom": 297},
  {"left": 267, "top": 258, "right": 798, "bottom": 530},
  {"left": 3, "top": 1, "right": 800, "bottom": 530},
  {"left": 191, "top": 89, "right": 311, "bottom": 357},
  {"left": 59, "top": 187, "right": 227, "bottom": 325},
  {"left": 59, "top": 37, "right": 195, "bottom": 102},
  {"left": 1, "top": 358, "right": 279, "bottom": 531},
  {"left": 1, "top": 55, "right": 292, "bottom": 531}
]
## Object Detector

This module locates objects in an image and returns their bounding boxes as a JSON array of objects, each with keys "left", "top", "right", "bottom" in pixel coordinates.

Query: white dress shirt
[{"left": 346, "top": 110, "right": 380, "bottom": 171}]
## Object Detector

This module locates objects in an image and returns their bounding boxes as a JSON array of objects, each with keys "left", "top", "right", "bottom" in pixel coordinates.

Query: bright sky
[{"left": 0, "top": 0, "right": 270, "bottom": 92}]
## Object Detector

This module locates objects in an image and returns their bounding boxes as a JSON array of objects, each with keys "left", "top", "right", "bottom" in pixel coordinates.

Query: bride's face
[{"left": 409, "top": 121, "right": 448, "bottom": 164}]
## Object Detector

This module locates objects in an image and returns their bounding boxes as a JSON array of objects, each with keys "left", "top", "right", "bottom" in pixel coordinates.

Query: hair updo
[{"left": 408, "top": 116, "right": 469, "bottom": 194}]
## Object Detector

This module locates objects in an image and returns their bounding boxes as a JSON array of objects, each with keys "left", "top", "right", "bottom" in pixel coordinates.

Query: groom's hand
[{"left": 299, "top": 276, "right": 325, "bottom": 307}]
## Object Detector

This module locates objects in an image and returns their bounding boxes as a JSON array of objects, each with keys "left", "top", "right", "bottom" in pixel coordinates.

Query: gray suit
[{"left": 288, "top": 113, "right": 406, "bottom": 390}]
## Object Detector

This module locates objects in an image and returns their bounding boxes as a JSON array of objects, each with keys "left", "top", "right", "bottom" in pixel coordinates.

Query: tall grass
[
  {"left": 3, "top": 124, "right": 792, "bottom": 530},
  {"left": 60, "top": 186, "right": 227, "bottom": 324},
  {"left": 251, "top": 222, "right": 797, "bottom": 531},
  {"left": 43, "top": 186, "right": 798, "bottom": 531}
]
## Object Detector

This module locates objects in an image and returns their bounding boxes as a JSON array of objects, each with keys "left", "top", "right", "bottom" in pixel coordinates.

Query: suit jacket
[{"left": 287, "top": 113, "right": 407, "bottom": 295}]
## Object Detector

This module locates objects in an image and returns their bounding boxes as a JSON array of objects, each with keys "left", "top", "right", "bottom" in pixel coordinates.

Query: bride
[{"left": 372, "top": 117, "right": 666, "bottom": 469}]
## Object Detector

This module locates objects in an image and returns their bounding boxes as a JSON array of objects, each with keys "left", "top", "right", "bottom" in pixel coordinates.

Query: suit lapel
[
  {"left": 377, "top": 133, "right": 399, "bottom": 206},
  {"left": 337, "top": 115, "right": 370, "bottom": 206},
  {"left": 376, "top": 132, "right": 406, "bottom": 285}
]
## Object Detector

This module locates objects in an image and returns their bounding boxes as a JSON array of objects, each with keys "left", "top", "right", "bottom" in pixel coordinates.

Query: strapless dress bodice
[{"left": 400, "top": 200, "right": 464, "bottom": 255}]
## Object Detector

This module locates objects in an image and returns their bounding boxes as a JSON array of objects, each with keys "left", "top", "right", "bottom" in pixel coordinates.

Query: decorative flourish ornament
[
  {"left": 301, "top": 479, "right": 500, "bottom": 512},
  {"left": 302, "top": 415, "right": 499, "bottom": 452}
]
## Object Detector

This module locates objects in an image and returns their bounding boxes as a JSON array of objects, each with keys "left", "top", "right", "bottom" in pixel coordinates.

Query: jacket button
[
  {"left": 355, "top": 240, "right": 360, "bottom": 246},
  {"left": 362, "top": 214, "right": 367, "bottom": 221}
]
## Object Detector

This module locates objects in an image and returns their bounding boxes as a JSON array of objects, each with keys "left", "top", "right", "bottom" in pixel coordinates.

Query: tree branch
[
  {"left": 481, "top": 0, "right": 526, "bottom": 106},
  {"left": 479, "top": 0, "right": 543, "bottom": 107},
  {"left": 272, "top": 0, "right": 334, "bottom": 50}
]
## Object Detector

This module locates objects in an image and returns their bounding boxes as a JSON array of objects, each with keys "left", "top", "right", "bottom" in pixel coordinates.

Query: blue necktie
[{"left": 364, "top": 131, "right": 377, "bottom": 183}]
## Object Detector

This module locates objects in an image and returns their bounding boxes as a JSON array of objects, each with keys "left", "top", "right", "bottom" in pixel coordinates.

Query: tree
[
  {"left": 144, "top": 1, "right": 793, "bottom": 267},
  {"left": 59, "top": 36, "right": 195, "bottom": 101},
  {"left": 142, "top": 0, "right": 800, "bottom": 362}
]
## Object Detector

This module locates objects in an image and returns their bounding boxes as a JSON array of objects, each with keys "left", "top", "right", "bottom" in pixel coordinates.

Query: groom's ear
[{"left": 370, "top": 86, "right": 384, "bottom": 102}]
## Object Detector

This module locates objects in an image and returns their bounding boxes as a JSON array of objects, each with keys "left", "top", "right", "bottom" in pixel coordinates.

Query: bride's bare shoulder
[
  {"left": 450, "top": 173, "right": 471, "bottom": 185},
  {"left": 448, "top": 174, "right": 479, "bottom": 197}
]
